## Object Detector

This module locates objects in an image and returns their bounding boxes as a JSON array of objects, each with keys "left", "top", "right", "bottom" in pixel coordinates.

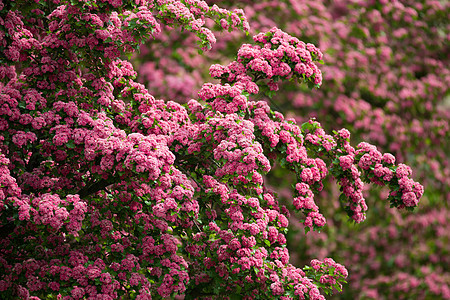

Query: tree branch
[{"left": 77, "top": 177, "right": 117, "bottom": 199}]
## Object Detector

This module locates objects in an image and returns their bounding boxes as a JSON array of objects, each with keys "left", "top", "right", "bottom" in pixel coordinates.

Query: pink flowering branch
[{"left": 301, "top": 120, "right": 424, "bottom": 224}]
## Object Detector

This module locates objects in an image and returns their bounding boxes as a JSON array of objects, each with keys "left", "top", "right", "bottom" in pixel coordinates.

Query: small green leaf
[{"left": 66, "top": 140, "right": 76, "bottom": 149}]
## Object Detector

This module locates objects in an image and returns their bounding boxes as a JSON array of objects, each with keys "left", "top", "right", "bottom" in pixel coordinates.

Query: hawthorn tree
[
  {"left": 135, "top": 0, "right": 449, "bottom": 298},
  {"left": 0, "top": 0, "right": 424, "bottom": 299}
]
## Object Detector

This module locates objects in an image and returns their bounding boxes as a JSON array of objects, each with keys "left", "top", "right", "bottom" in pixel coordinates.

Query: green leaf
[{"left": 66, "top": 140, "right": 76, "bottom": 149}]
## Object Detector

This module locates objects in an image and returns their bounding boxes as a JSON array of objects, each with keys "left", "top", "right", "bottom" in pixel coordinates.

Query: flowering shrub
[
  {"left": 134, "top": 0, "right": 449, "bottom": 298},
  {"left": 0, "top": 0, "right": 425, "bottom": 299}
]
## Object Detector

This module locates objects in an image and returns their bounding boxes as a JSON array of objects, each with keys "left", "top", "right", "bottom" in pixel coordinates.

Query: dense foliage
[
  {"left": 0, "top": 0, "right": 432, "bottom": 299},
  {"left": 135, "top": 0, "right": 450, "bottom": 299}
]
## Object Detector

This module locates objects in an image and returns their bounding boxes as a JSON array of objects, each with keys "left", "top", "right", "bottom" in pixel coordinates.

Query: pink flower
[
  {"left": 87, "top": 267, "right": 102, "bottom": 280},
  {"left": 396, "top": 164, "right": 412, "bottom": 178},
  {"left": 271, "top": 281, "right": 284, "bottom": 295},
  {"left": 71, "top": 286, "right": 85, "bottom": 299},
  {"left": 339, "top": 155, "right": 354, "bottom": 171},
  {"left": 382, "top": 153, "right": 396, "bottom": 164},
  {"left": 100, "top": 273, "right": 112, "bottom": 284},
  {"left": 402, "top": 192, "right": 418, "bottom": 207}
]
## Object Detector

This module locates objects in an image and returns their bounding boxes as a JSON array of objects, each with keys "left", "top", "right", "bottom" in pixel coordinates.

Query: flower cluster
[
  {"left": 210, "top": 27, "right": 323, "bottom": 94},
  {"left": 300, "top": 120, "right": 424, "bottom": 223}
]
